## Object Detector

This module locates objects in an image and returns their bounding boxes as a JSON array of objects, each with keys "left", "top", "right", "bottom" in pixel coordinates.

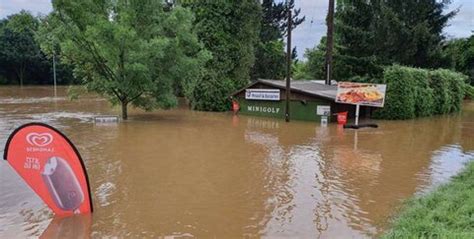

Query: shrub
[
  {"left": 411, "top": 68, "right": 435, "bottom": 117},
  {"left": 189, "top": 72, "right": 233, "bottom": 111},
  {"left": 373, "top": 66, "right": 416, "bottom": 119},
  {"left": 466, "top": 84, "right": 474, "bottom": 99},
  {"left": 429, "top": 70, "right": 453, "bottom": 114},
  {"left": 373, "top": 66, "right": 467, "bottom": 120},
  {"left": 446, "top": 71, "right": 467, "bottom": 112}
]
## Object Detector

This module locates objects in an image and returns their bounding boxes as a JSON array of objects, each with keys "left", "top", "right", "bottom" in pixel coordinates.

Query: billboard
[
  {"left": 336, "top": 82, "right": 387, "bottom": 107},
  {"left": 3, "top": 123, "right": 93, "bottom": 216}
]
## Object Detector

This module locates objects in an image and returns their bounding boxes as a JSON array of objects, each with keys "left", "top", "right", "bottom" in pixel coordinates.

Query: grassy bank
[{"left": 383, "top": 160, "right": 474, "bottom": 238}]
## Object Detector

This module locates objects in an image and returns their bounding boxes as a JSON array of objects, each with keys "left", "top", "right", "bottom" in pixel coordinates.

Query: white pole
[
  {"left": 355, "top": 104, "right": 360, "bottom": 126},
  {"left": 53, "top": 53, "right": 57, "bottom": 98}
]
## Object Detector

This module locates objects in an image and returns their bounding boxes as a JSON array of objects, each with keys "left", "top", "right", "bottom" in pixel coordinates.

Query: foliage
[
  {"left": 293, "top": 61, "right": 311, "bottom": 80},
  {"left": 252, "top": 40, "right": 286, "bottom": 80},
  {"left": 430, "top": 69, "right": 466, "bottom": 113},
  {"left": 411, "top": 68, "right": 435, "bottom": 118},
  {"left": 304, "top": 0, "right": 457, "bottom": 81},
  {"left": 443, "top": 36, "right": 474, "bottom": 85},
  {"left": 48, "top": 0, "right": 209, "bottom": 119},
  {"left": 188, "top": 72, "right": 234, "bottom": 112},
  {"left": 383, "top": 160, "right": 474, "bottom": 239},
  {"left": 303, "top": 42, "right": 325, "bottom": 80},
  {"left": 373, "top": 66, "right": 466, "bottom": 120},
  {"left": 251, "top": 0, "right": 304, "bottom": 81},
  {"left": 185, "top": 0, "right": 261, "bottom": 111},
  {"left": 0, "top": 11, "right": 48, "bottom": 85},
  {"left": 372, "top": 66, "right": 417, "bottom": 120},
  {"left": 466, "top": 84, "right": 474, "bottom": 99},
  {"left": 0, "top": 11, "right": 75, "bottom": 86}
]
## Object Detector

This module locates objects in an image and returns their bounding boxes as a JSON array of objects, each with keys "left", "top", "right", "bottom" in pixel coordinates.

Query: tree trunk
[
  {"left": 16, "top": 65, "right": 25, "bottom": 87},
  {"left": 121, "top": 101, "right": 128, "bottom": 120}
]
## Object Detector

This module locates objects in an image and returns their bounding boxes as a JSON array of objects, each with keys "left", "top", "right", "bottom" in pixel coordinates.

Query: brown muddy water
[{"left": 0, "top": 86, "right": 473, "bottom": 238}]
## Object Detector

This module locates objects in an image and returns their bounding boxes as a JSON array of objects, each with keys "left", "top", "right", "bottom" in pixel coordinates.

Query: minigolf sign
[{"left": 3, "top": 123, "right": 93, "bottom": 216}]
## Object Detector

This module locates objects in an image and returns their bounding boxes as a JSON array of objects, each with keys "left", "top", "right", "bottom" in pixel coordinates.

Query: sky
[{"left": 0, "top": 0, "right": 473, "bottom": 60}]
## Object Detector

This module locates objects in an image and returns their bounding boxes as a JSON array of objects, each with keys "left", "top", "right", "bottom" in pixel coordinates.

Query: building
[{"left": 231, "top": 79, "right": 364, "bottom": 122}]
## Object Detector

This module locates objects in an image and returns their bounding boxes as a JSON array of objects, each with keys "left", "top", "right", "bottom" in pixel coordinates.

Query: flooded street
[{"left": 0, "top": 86, "right": 473, "bottom": 238}]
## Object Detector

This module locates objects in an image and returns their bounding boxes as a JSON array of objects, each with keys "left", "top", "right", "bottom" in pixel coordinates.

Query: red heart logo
[{"left": 26, "top": 133, "right": 54, "bottom": 147}]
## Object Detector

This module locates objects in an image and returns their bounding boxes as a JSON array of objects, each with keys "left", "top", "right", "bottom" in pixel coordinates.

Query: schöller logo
[
  {"left": 26, "top": 132, "right": 55, "bottom": 152},
  {"left": 26, "top": 133, "right": 53, "bottom": 146}
]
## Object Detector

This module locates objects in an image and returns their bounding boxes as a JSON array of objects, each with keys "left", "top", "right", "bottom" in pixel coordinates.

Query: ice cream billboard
[
  {"left": 3, "top": 123, "right": 93, "bottom": 216},
  {"left": 336, "top": 82, "right": 387, "bottom": 107}
]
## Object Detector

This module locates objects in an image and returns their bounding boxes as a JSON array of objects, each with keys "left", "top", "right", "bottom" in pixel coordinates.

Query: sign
[
  {"left": 336, "top": 82, "right": 387, "bottom": 107},
  {"left": 245, "top": 89, "right": 280, "bottom": 101},
  {"left": 316, "top": 105, "right": 331, "bottom": 116},
  {"left": 247, "top": 105, "right": 281, "bottom": 114},
  {"left": 3, "top": 123, "right": 93, "bottom": 216}
]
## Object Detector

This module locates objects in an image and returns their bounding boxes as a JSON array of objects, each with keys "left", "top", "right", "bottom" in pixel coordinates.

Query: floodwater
[{"left": 0, "top": 86, "right": 473, "bottom": 239}]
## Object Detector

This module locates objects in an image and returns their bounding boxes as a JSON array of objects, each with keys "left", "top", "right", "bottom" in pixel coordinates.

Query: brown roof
[{"left": 232, "top": 79, "right": 337, "bottom": 101}]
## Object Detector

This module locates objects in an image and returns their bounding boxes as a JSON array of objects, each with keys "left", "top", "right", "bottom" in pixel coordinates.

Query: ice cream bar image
[{"left": 42, "top": 156, "right": 84, "bottom": 211}]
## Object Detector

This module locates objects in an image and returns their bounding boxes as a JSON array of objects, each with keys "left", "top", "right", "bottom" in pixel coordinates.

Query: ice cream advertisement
[{"left": 3, "top": 123, "right": 93, "bottom": 216}]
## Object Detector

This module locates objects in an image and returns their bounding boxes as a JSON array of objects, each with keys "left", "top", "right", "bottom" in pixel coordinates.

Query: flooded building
[{"left": 231, "top": 79, "right": 360, "bottom": 122}]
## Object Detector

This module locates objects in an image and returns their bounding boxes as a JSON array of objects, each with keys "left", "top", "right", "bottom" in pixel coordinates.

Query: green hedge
[
  {"left": 466, "top": 84, "right": 474, "bottom": 99},
  {"left": 373, "top": 66, "right": 467, "bottom": 120}
]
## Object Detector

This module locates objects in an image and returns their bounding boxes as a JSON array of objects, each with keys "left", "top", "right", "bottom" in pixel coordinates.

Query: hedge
[
  {"left": 466, "top": 84, "right": 474, "bottom": 99},
  {"left": 373, "top": 66, "right": 467, "bottom": 120}
]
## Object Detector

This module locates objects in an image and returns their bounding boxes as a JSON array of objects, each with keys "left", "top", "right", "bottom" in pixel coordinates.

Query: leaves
[{"left": 48, "top": 0, "right": 209, "bottom": 118}]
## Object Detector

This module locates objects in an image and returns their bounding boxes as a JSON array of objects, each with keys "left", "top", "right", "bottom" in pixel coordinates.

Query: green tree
[
  {"left": 304, "top": 0, "right": 457, "bottom": 81},
  {"left": 185, "top": 0, "right": 261, "bottom": 111},
  {"left": 251, "top": 0, "right": 304, "bottom": 80},
  {"left": 0, "top": 11, "right": 45, "bottom": 86},
  {"left": 46, "top": 0, "right": 209, "bottom": 119}
]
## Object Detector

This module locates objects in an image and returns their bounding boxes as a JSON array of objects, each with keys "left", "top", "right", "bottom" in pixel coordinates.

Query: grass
[{"left": 383, "top": 160, "right": 474, "bottom": 239}]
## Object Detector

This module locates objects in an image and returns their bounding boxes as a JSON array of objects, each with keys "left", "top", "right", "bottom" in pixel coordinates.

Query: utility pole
[
  {"left": 325, "top": 0, "right": 335, "bottom": 85},
  {"left": 285, "top": 1, "right": 292, "bottom": 122},
  {"left": 53, "top": 53, "right": 57, "bottom": 97}
]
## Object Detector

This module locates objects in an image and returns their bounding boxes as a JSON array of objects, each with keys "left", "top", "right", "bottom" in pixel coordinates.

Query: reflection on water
[{"left": 0, "top": 86, "right": 473, "bottom": 238}]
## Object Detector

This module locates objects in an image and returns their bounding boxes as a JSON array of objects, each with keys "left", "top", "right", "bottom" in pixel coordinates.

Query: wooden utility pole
[
  {"left": 325, "top": 0, "right": 335, "bottom": 85},
  {"left": 285, "top": 2, "right": 292, "bottom": 122}
]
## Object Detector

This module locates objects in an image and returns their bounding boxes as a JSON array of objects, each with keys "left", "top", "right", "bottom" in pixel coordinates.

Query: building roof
[{"left": 232, "top": 79, "right": 338, "bottom": 101}]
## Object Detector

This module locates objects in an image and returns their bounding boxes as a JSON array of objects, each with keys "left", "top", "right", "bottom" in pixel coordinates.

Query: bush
[
  {"left": 466, "top": 84, "right": 474, "bottom": 99},
  {"left": 411, "top": 68, "right": 435, "bottom": 117},
  {"left": 373, "top": 66, "right": 416, "bottom": 119},
  {"left": 429, "top": 70, "right": 454, "bottom": 114},
  {"left": 373, "top": 66, "right": 467, "bottom": 120},
  {"left": 189, "top": 72, "right": 233, "bottom": 111}
]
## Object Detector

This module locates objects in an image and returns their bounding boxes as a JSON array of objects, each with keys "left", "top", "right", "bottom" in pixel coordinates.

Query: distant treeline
[{"left": 0, "top": 12, "right": 76, "bottom": 85}]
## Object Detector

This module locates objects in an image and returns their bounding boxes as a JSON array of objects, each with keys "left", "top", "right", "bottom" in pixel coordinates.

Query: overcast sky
[{"left": 1, "top": 0, "right": 472, "bottom": 60}]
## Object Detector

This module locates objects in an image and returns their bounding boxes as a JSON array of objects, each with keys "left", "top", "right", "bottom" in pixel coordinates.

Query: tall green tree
[
  {"left": 184, "top": 0, "right": 261, "bottom": 111},
  {"left": 305, "top": 0, "right": 457, "bottom": 81},
  {"left": 251, "top": 0, "right": 305, "bottom": 80},
  {"left": 0, "top": 11, "right": 46, "bottom": 86},
  {"left": 45, "top": 0, "right": 209, "bottom": 119}
]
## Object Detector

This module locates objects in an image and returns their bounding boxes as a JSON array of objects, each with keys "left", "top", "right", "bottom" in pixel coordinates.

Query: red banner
[{"left": 3, "top": 123, "right": 93, "bottom": 216}]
